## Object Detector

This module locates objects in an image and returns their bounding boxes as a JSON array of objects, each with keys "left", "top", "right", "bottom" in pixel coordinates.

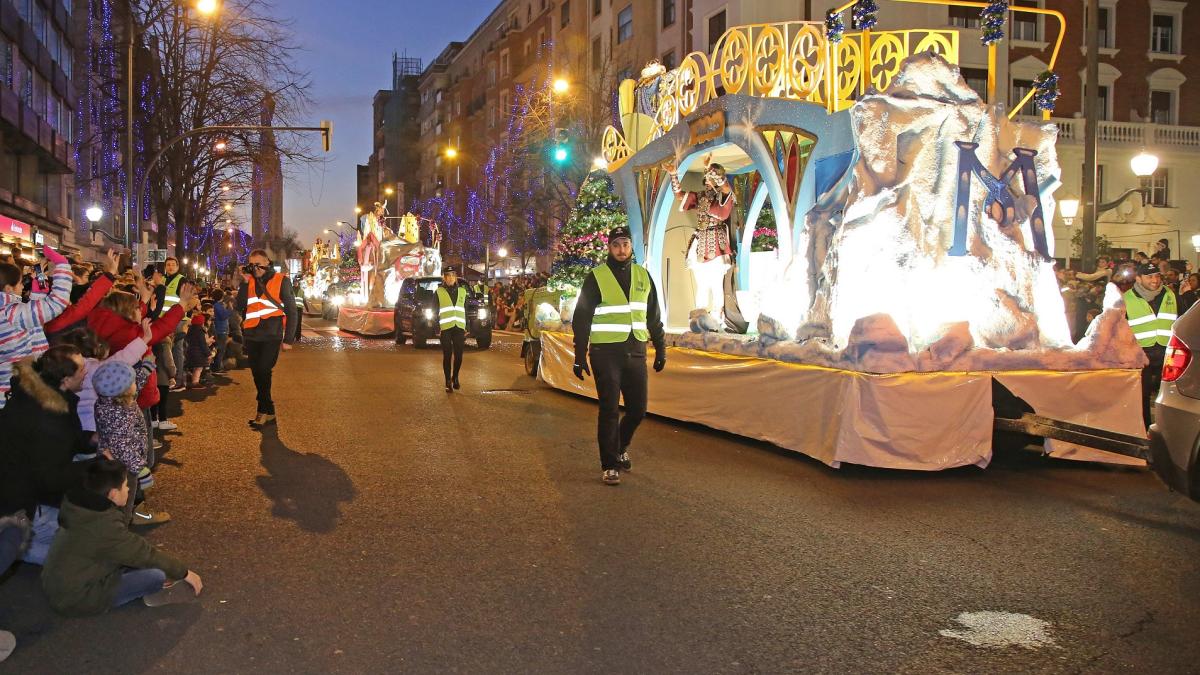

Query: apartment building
[
  {"left": 363, "top": 53, "right": 422, "bottom": 213},
  {"left": 0, "top": 0, "right": 77, "bottom": 259}
]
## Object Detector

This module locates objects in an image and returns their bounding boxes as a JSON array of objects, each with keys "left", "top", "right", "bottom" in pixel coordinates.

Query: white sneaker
[
  {"left": 157, "top": 420, "right": 178, "bottom": 431},
  {"left": 0, "top": 629, "right": 14, "bottom": 663},
  {"left": 150, "top": 420, "right": 160, "bottom": 429}
]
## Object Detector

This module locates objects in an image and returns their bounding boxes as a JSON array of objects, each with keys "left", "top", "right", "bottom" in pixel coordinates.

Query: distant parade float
[{"left": 537, "top": 8, "right": 1149, "bottom": 471}]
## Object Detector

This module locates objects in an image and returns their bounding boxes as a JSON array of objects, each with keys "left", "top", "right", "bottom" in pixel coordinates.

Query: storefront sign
[
  {"left": 0, "top": 216, "right": 31, "bottom": 241},
  {"left": 689, "top": 111, "right": 726, "bottom": 146}
]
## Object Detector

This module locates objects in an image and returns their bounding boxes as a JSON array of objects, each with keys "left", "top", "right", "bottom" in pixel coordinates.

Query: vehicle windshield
[{"left": 417, "top": 279, "right": 442, "bottom": 292}]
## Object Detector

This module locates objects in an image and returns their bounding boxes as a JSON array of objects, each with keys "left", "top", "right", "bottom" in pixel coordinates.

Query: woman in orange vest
[{"left": 235, "top": 249, "right": 297, "bottom": 428}]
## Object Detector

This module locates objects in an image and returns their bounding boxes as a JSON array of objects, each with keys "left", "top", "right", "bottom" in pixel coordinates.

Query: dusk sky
[{"left": 279, "top": 0, "right": 499, "bottom": 243}]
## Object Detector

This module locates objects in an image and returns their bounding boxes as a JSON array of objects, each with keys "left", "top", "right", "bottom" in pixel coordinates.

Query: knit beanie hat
[{"left": 93, "top": 360, "right": 136, "bottom": 398}]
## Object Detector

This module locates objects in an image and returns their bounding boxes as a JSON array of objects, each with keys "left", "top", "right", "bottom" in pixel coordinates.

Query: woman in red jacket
[{"left": 88, "top": 284, "right": 195, "bottom": 415}]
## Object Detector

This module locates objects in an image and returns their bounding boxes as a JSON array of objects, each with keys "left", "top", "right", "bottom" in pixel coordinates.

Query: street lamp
[
  {"left": 552, "top": 78, "right": 570, "bottom": 94},
  {"left": 497, "top": 247, "right": 508, "bottom": 258},
  {"left": 1059, "top": 196, "right": 1080, "bottom": 226},
  {"left": 214, "top": 140, "right": 227, "bottom": 152},
  {"left": 195, "top": 0, "right": 219, "bottom": 15},
  {"left": 1131, "top": 151, "right": 1159, "bottom": 178},
  {"left": 444, "top": 147, "right": 458, "bottom": 160},
  {"left": 384, "top": 187, "right": 394, "bottom": 196},
  {"left": 354, "top": 206, "right": 363, "bottom": 215},
  {"left": 86, "top": 205, "right": 103, "bottom": 223}
]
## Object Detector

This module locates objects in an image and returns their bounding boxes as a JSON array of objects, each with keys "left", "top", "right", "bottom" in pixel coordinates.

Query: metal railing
[{"left": 1025, "top": 117, "right": 1200, "bottom": 149}]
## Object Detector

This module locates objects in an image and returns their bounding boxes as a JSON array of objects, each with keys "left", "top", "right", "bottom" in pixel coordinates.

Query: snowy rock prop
[
  {"left": 756, "top": 314, "right": 791, "bottom": 345},
  {"left": 689, "top": 309, "right": 722, "bottom": 333},
  {"left": 803, "top": 52, "right": 1072, "bottom": 357},
  {"left": 916, "top": 322, "right": 975, "bottom": 370},
  {"left": 842, "top": 314, "right": 917, "bottom": 372},
  {"left": 535, "top": 303, "right": 563, "bottom": 332}
]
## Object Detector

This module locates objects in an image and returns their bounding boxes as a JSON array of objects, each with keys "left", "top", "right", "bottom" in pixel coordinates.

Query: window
[
  {"left": 663, "top": 0, "right": 676, "bottom": 28},
  {"left": 561, "top": 1, "right": 570, "bottom": 28},
  {"left": 593, "top": 0, "right": 600, "bottom": 17},
  {"left": 524, "top": 39, "right": 531, "bottom": 58},
  {"left": 500, "top": 49, "right": 510, "bottom": 77},
  {"left": 1, "top": 40, "right": 11, "bottom": 88},
  {"left": 1097, "top": 7, "right": 1112, "bottom": 49},
  {"left": 1096, "top": 84, "right": 1110, "bottom": 120},
  {"left": 1141, "top": 169, "right": 1169, "bottom": 207},
  {"left": 1150, "top": 90, "right": 1174, "bottom": 124},
  {"left": 1152, "top": 14, "right": 1177, "bottom": 53},
  {"left": 662, "top": 50, "right": 677, "bottom": 70},
  {"left": 962, "top": 67, "right": 988, "bottom": 100},
  {"left": 618, "top": 6, "right": 633, "bottom": 44},
  {"left": 708, "top": 10, "right": 727, "bottom": 52},
  {"left": 949, "top": 6, "right": 980, "bottom": 29},
  {"left": 32, "top": 3, "right": 45, "bottom": 43},
  {"left": 22, "top": 66, "right": 32, "bottom": 109},
  {"left": 592, "top": 35, "right": 602, "bottom": 70},
  {"left": 1012, "top": 79, "right": 1037, "bottom": 116},
  {"left": 1010, "top": 0, "right": 1039, "bottom": 42}
]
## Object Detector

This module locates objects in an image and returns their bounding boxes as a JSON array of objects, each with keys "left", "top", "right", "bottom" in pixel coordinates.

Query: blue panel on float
[{"left": 814, "top": 150, "right": 855, "bottom": 200}]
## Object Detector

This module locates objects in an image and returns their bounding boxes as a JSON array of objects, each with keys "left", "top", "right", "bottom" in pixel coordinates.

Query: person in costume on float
[
  {"left": 571, "top": 226, "right": 667, "bottom": 486},
  {"left": 357, "top": 202, "right": 386, "bottom": 307},
  {"left": 664, "top": 156, "right": 736, "bottom": 326},
  {"left": 436, "top": 266, "right": 468, "bottom": 393},
  {"left": 1125, "top": 262, "right": 1178, "bottom": 427},
  {"left": 235, "top": 249, "right": 297, "bottom": 429}
]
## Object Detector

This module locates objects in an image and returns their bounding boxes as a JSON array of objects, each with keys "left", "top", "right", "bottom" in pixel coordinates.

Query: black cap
[
  {"left": 608, "top": 226, "right": 632, "bottom": 242},
  {"left": 1138, "top": 263, "right": 1162, "bottom": 276}
]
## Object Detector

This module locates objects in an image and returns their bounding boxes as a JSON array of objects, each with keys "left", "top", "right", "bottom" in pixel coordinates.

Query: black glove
[
  {"left": 653, "top": 350, "right": 666, "bottom": 372},
  {"left": 573, "top": 359, "right": 591, "bottom": 380}
]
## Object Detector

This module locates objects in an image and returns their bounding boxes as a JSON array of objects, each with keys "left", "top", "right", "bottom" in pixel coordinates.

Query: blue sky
[{"left": 279, "top": 0, "right": 498, "bottom": 242}]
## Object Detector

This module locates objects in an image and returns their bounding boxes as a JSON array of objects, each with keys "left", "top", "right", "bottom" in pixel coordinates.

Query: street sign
[{"left": 147, "top": 248, "right": 168, "bottom": 263}]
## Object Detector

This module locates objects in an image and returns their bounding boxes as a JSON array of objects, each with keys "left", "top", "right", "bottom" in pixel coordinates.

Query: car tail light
[{"left": 1163, "top": 333, "right": 1192, "bottom": 382}]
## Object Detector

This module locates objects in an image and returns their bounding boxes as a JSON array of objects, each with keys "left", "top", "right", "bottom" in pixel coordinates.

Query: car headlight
[
  {"left": 477, "top": 308, "right": 488, "bottom": 320},
  {"left": 331, "top": 295, "right": 346, "bottom": 306},
  {"left": 423, "top": 308, "right": 434, "bottom": 320}
]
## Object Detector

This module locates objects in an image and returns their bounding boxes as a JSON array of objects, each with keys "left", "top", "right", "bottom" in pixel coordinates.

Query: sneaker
[
  {"left": 248, "top": 413, "right": 276, "bottom": 428},
  {"left": 0, "top": 629, "right": 14, "bottom": 663},
  {"left": 152, "top": 439, "right": 164, "bottom": 451},
  {"left": 169, "top": 383, "right": 186, "bottom": 392},
  {"left": 618, "top": 452, "right": 632, "bottom": 471},
  {"left": 150, "top": 420, "right": 161, "bottom": 429},
  {"left": 131, "top": 507, "right": 171, "bottom": 526},
  {"left": 602, "top": 469, "right": 620, "bottom": 486},
  {"left": 445, "top": 379, "right": 453, "bottom": 393},
  {"left": 143, "top": 581, "right": 195, "bottom": 607},
  {"left": 157, "top": 420, "right": 179, "bottom": 432},
  {"left": 452, "top": 376, "right": 461, "bottom": 390}
]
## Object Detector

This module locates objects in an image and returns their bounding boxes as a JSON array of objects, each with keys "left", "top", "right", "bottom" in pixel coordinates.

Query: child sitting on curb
[{"left": 41, "top": 459, "right": 202, "bottom": 616}]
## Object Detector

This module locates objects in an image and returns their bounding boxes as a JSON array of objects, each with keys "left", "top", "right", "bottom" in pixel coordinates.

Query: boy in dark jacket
[{"left": 41, "top": 460, "right": 202, "bottom": 616}]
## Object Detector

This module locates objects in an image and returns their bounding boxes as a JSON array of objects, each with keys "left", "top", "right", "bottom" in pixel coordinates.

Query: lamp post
[{"left": 1063, "top": 152, "right": 1158, "bottom": 268}]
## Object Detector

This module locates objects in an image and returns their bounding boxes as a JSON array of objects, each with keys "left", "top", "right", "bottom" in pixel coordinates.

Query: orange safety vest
[{"left": 243, "top": 273, "right": 287, "bottom": 329}]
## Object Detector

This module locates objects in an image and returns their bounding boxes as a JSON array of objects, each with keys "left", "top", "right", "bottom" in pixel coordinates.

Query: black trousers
[
  {"left": 590, "top": 347, "right": 648, "bottom": 470},
  {"left": 1142, "top": 345, "right": 1166, "bottom": 427},
  {"left": 441, "top": 327, "right": 465, "bottom": 381},
  {"left": 247, "top": 339, "right": 282, "bottom": 414}
]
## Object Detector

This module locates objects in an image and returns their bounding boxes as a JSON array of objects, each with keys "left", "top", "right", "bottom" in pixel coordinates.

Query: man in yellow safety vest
[
  {"left": 436, "top": 266, "right": 468, "bottom": 393},
  {"left": 572, "top": 226, "right": 667, "bottom": 486},
  {"left": 1124, "top": 262, "right": 1179, "bottom": 427}
]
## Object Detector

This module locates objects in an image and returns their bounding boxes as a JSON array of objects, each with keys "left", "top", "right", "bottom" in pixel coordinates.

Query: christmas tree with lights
[{"left": 548, "top": 172, "right": 627, "bottom": 294}]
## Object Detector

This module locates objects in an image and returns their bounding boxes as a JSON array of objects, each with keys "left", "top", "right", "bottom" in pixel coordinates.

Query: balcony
[{"left": 1030, "top": 117, "right": 1200, "bottom": 151}]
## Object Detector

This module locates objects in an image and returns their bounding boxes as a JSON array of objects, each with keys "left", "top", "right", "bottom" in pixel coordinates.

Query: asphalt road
[{"left": 2, "top": 319, "right": 1199, "bottom": 674}]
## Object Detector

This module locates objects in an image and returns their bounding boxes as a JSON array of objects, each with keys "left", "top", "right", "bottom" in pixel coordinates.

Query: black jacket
[
  {"left": 235, "top": 267, "right": 298, "bottom": 343},
  {"left": 572, "top": 256, "right": 666, "bottom": 359},
  {"left": 0, "top": 358, "right": 91, "bottom": 516}
]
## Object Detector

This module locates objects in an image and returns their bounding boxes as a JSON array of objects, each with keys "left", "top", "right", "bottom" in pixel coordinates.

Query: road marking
[{"left": 939, "top": 611, "right": 1056, "bottom": 649}]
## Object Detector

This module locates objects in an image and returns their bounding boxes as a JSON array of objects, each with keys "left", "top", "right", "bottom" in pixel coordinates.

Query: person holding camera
[{"left": 236, "top": 249, "right": 297, "bottom": 429}]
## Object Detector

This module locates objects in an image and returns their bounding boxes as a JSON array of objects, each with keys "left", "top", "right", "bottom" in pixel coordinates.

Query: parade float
[
  {"left": 334, "top": 204, "right": 443, "bottom": 335},
  {"left": 537, "top": 3, "right": 1151, "bottom": 471}
]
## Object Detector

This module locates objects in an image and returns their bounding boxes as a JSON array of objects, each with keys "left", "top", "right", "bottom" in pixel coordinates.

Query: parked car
[
  {"left": 1150, "top": 304, "right": 1200, "bottom": 500},
  {"left": 393, "top": 277, "right": 493, "bottom": 349}
]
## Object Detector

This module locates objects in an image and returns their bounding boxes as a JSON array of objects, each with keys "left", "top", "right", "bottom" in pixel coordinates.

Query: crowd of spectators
[
  {"left": 0, "top": 247, "right": 247, "bottom": 660},
  {"left": 485, "top": 273, "right": 549, "bottom": 332},
  {"left": 1059, "top": 238, "right": 1195, "bottom": 341}
]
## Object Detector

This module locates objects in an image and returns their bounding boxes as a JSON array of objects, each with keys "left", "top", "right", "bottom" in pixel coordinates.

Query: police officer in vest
[
  {"left": 159, "top": 256, "right": 189, "bottom": 391},
  {"left": 236, "top": 249, "right": 298, "bottom": 428},
  {"left": 1125, "top": 262, "right": 1179, "bottom": 427},
  {"left": 572, "top": 226, "right": 666, "bottom": 485},
  {"left": 437, "top": 266, "right": 468, "bottom": 393}
]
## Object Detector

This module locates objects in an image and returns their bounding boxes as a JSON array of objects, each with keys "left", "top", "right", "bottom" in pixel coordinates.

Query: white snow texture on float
[{"left": 683, "top": 53, "right": 1145, "bottom": 374}]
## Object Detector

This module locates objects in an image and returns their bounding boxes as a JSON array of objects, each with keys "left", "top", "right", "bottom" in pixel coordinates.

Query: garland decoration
[
  {"left": 1032, "top": 70, "right": 1060, "bottom": 112},
  {"left": 852, "top": 0, "right": 879, "bottom": 30},
  {"left": 825, "top": 9, "right": 845, "bottom": 43},
  {"left": 980, "top": 0, "right": 1008, "bottom": 46}
]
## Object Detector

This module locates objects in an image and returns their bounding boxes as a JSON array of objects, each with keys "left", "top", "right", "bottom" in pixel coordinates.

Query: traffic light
[
  {"left": 551, "top": 128, "right": 570, "bottom": 165},
  {"left": 320, "top": 119, "right": 333, "bottom": 152}
]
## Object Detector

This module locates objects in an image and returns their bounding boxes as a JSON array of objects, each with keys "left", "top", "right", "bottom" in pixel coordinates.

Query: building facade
[
  {"left": 365, "top": 53, "right": 422, "bottom": 214},
  {"left": 0, "top": 0, "right": 77, "bottom": 260}
]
